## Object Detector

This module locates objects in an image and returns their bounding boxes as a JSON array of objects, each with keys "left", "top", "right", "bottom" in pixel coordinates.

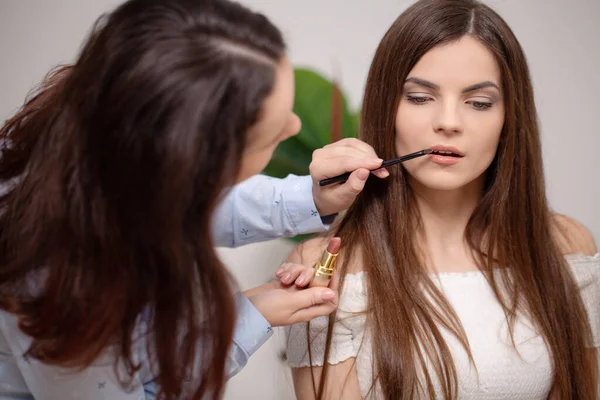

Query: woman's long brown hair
[
  {"left": 0, "top": 0, "right": 285, "bottom": 398},
  {"left": 312, "top": 0, "right": 597, "bottom": 398}
]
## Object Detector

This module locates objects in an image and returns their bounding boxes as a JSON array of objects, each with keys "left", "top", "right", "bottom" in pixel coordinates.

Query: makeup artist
[{"left": 0, "top": 0, "right": 387, "bottom": 399}]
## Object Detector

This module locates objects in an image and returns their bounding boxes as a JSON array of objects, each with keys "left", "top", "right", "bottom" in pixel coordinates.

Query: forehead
[{"left": 407, "top": 36, "right": 501, "bottom": 86}]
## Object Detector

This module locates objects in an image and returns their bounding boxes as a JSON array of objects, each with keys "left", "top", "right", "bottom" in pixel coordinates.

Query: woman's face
[
  {"left": 395, "top": 36, "right": 505, "bottom": 192},
  {"left": 236, "top": 57, "right": 301, "bottom": 184}
]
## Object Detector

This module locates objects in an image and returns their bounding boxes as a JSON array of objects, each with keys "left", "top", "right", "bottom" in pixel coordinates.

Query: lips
[
  {"left": 429, "top": 145, "right": 464, "bottom": 158},
  {"left": 428, "top": 145, "right": 464, "bottom": 165}
]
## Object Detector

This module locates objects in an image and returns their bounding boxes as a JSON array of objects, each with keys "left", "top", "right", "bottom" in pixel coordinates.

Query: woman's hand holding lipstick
[{"left": 244, "top": 238, "right": 340, "bottom": 326}]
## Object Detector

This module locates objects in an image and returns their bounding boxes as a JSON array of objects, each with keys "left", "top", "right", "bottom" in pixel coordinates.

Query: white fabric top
[{"left": 286, "top": 254, "right": 600, "bottom": 399}]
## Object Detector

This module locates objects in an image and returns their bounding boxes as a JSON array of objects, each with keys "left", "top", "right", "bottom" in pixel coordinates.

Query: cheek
[
  {"left": 471, "top": 136, "right": 500, "bottom": 179},
  {"left": 394, "top": 104, "right": 428, "bottom": 153},
  {"left": 470, "top": 114, "right": 504, "bottom": 168}
]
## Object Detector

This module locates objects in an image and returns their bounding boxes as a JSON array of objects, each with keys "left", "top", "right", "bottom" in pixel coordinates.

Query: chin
[
  {"left": 407, "top": 171, "right": 483, "bottom": 192},
  {"left": 419, "top": 180, "right": 469, "bottom": 191}
]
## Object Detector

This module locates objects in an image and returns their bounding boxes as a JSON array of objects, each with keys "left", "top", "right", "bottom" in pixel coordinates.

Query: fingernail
[
  {"left": 282, "top": 273, "right": 291, "bottom": 282},
  {"left": 275, "top": 268, "right": 284, "bottom": 276},
  {"left": 381, "top": 170, "right": 390, "bottom": 178},
  {"left": 296, "top": 276, "right": 305, "bottom": 285},
  {"left": 357, "top": 169, "right": 369, "bottom": 180},
  {"left": 322, "top": 290, "right": 335, "bottom": 301}
]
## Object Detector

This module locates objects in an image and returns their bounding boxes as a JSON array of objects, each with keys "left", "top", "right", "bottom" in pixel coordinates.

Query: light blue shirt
[{"left": 0, "top": 174, "right": 326, "bottom": 399}]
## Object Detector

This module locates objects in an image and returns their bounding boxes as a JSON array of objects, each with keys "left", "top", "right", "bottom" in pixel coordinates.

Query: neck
[{"left": 410, "top": 176, "right": 484, "bottom": 272}]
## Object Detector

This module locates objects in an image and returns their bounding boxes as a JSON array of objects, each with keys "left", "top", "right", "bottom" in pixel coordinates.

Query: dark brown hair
[
  {"left": 312, "top": 0, "right": 597, "bottom": 398},
  {"left": 0, "top": 0, "right": 285, "bottom": 398}
]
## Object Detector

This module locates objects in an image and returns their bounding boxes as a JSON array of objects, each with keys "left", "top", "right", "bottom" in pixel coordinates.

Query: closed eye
[
  {"left": 406, "top": 96, "right": 432, "bottom": 104},
  {"left": 468, "top": 100, "right": 493, "bottom": 110}
]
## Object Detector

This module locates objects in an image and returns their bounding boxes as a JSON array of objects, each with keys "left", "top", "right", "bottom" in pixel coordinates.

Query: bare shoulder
[{"left": 551, "top": 214, "right": 598, "bottom": 256}]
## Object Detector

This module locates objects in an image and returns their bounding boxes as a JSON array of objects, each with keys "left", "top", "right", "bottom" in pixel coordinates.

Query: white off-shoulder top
[{"left": 287, "top": 254, "right": 600, "bottom": 399}]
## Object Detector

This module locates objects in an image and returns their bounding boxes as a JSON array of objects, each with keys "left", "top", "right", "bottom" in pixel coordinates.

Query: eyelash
[{"left": 406, "top": 96, "right": 493, "bottom": 111}]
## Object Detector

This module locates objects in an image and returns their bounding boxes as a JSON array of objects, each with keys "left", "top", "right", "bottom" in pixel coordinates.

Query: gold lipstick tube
[{"left": 309, "top": 247, "right": 339, "bottom": 287}]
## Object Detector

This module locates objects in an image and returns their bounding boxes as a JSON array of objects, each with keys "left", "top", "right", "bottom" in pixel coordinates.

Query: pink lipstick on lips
[{"left": 428, "top": 145, "right": 464, "bottom": 165}]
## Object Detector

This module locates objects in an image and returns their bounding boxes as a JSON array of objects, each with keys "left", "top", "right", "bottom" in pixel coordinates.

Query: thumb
[
  {"left": 299, "top": 286, "right": 337, "bottom": 307},
  {"left": 287, "top": 287, "right": 337, "bottom": 320},
  {"left": 288, "top": 287, "right": 338, "bottom": 324},
  {"left": 339, "top": 168, "right": 369, "bottom": 197},
  {"left": 291, "top": 302, "right": 338, "bottom": 324}
]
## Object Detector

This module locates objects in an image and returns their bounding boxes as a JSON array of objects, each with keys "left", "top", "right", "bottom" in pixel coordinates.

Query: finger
[
  {"left": 275, "top": 262, "right": 294, "bottom": 279},
  {"left": 295, "top": 267, "right": 316, "bottom": 287},
  {"left": 290, "top": 301, "right": 338, "bottom": 324},
  {"left": 274, "top": 263, "right": 287, "bottom": 278},
  {"left": 339, "top": 157, "right": 383, "bottom": 174},
  {"left": 333, "top": 138, "right": 380, "bottom": 158},
  {"left": 335, "top": 168, "right": 369, "bottom": 197},
  {"left": 278, "top": 263, "right": 309, "bottom": 285},
  {"left": 311, "top": 150, "right": 383, "bottom": 176},
  {"left": 290, "top": 288, "right": 337, "bottom": 324},
  {"left": 310, "top": 158, "right": 382, "bottom": 181},
  {"left": 286, "top": 287, "right": 337, "bottom": 313},
  {"left": 313, "top": 146, "right": 381, "bottom": 166},
  {"left": 371, "top": 168, "right": 390, "bottom": 179}
]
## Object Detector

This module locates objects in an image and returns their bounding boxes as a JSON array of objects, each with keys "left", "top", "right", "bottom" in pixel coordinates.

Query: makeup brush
[{"left": 319, "top": 148, "right": 433, "bottom": 187}]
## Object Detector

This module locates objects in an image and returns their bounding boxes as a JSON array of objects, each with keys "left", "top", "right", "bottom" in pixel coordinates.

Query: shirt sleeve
[
  {"left": 225, "top": 292, "right": 274, "bottom": 378},
  {"left": 211, "top": 174, "right": 328, "bottom": 248},
  {"left": 138, "top": 292, "right": 273, "bottom": 397},
  {"left": 142, "top": 292, "right": 273, "bottom": 396}
]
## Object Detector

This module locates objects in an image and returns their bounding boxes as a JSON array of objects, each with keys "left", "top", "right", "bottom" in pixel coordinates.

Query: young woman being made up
[{"left": 285, "top": 0, "right": 599, "bottom": 399}]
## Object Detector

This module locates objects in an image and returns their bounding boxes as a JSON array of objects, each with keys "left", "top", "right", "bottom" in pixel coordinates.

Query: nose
[{"left": 433, "top": 101, "right": 462, "bottom": 135}]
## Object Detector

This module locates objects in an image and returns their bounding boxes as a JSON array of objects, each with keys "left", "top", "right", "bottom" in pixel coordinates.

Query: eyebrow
[
  {"left": 404, "top": 77, "right": 439, "bottom": 90},
  {"left": 404, "top": 77, "right": 500, "bottom": 93},
  {"left": 462, "top": 81, "right": 500, "bottom": 93}
]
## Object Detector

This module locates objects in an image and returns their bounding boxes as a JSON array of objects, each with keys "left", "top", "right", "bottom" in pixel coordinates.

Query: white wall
[{"left": 0, "top": 1, "right": 598, "bottom": 399}]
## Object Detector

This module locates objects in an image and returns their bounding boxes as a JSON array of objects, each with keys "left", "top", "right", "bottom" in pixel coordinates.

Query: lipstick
[{"left": 309, "top": 237, "right": 341, "bottom": 287}]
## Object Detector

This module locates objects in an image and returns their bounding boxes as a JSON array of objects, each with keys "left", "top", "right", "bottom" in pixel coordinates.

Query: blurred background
[{"left": 1, "top": 0, "right": 599, "bottom": 398}]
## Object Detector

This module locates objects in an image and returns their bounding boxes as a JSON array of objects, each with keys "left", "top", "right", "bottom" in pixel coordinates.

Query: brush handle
[
  {"left": 318, "top": 149, "right": 429, "bottom": 187},
  {"left": 380, "top": 150, "right": 428, "bottom": 168},
  {"left": 318, "top": 172, "right": 352, "bottom": 187}
]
